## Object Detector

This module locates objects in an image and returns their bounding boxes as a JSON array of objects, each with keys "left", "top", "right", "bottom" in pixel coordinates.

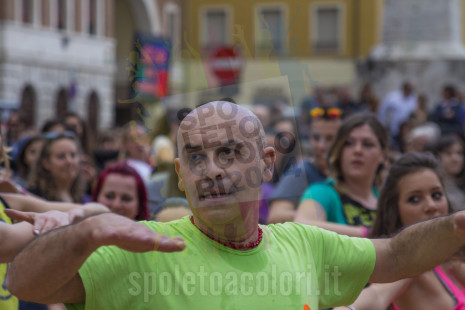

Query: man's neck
[{"left": 191, "top": 212, "right": 260, "bottom": 248}]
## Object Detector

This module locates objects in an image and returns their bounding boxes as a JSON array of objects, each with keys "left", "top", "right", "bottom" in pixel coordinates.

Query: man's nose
[{"left": 206, "top": 156, "right": 226, "bottom": 179}]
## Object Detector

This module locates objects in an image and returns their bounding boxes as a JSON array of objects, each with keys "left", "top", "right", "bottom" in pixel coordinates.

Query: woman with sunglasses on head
[
  {"left": 334, "top": 152, "right": 465, "bottom": 310},
  {"left": 295, "top": 113, "right": 388, "bottom": 237},
  {"left": 267, "top": 107, "right": 342, "bottom": 224},
  {"left": 28, "top": 132, "right": 85, "bottom": 203}
]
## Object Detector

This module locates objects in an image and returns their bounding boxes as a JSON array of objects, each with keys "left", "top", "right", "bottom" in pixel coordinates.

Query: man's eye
[
  {"left": 189, "top": 154, "right": 204, "bottom": 162},
  {"left": 220, "top": 148, "right": 235, "bottom": 156}
]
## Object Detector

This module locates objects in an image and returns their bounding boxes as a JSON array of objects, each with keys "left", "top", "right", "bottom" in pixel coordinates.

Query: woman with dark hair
[
  {"left": 371, "top": 152, "right": 453, "bottom": 237},
  {"left": 295, "top": 113, "right": 388, "bottom": 237},
  {"left": 28, "top": 132, "right": 85, "bottom": 203},
  {"left": 92, "top": 162, "right": 149, "bottom": 221},
  {"left": 63, "top": 112, "right": 92, "bottom": 155},
  {"left": 428, "top": 134, "right": 465, "bottom": 211},
  {"left": 13, "top": 136, "right": 43, "bottom": 188},
  {"left": 335, "top": 152, "right": 464, "bottom": 310}
]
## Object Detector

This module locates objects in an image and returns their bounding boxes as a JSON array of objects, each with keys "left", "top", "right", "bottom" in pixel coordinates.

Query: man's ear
[
  {"left": 174, "top": 158, "right": 185, "bottom": 191},
  {"left": 261, "top": 146, "right": 276, "bottom": 182}
]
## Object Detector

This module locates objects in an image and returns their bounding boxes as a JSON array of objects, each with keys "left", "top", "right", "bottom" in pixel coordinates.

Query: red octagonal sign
[{"left": 209, "top": 46, "right": 243, "bottom": 86}]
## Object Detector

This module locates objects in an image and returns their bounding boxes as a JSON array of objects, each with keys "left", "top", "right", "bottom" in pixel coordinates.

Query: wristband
[
  {"left": 361, "top": 226, "right": 368, "bottom": 238},
  {"left": 361, "top": 226, "right": 372, "bottom": 238},
  {"left": 16, "top": 184, "right": 27, "bottom": 195}
]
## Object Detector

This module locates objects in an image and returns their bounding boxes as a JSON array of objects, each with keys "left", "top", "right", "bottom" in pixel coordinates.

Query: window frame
[
  {"left": 163, "top": 3, "right": 181, "bottom": 49},
  {"left": 310, "top": 2, "right": 345, "bottom": 54},
  {"left": 199, "top": 5, "right": 233, "bottom": 51},
  {"left": 254, "top": 3, "right": 288, "bottom": 56}
]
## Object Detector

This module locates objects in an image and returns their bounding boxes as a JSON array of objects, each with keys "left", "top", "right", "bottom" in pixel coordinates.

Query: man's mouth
[
  {"left": 199, "top": 187, "right": 236, "bottom": 201},
  {"left": 200, "top": 192, "right": 230, "bottom": 200}
]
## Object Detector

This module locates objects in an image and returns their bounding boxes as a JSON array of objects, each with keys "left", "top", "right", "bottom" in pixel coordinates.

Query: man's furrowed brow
[
  {"left": 183, "top": 139, "right": 242, "bottom": 153},
  {"left": 222, "top": 139, "right": 241, "bottom": 147},
  {"left": 183, "top": 144, "right": 202, "bottom": 153}
]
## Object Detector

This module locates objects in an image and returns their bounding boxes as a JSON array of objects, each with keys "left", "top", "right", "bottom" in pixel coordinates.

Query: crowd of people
[{"left": 1, "top": 80, "right": 465, "bottom": 309}]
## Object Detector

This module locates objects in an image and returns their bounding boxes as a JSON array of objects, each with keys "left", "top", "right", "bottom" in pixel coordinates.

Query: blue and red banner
[{"left": 134, "top": 32, "right": 171, "bottom": 99}]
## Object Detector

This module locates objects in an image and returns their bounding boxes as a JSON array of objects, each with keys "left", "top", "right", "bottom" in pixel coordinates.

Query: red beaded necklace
[{"left": 190, "top": 216, "right": 263, "bottom": 249}]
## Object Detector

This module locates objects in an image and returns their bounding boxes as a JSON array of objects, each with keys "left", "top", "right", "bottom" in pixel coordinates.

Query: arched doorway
[
  {"left": 87, "top": 91, "right": 100, "bottom": 134},
  {"left": 20, "top": 85, "right": 36, "bottom": 128},
  {"left": 56, "top": 88, "right": 68, "bottom": 119}
]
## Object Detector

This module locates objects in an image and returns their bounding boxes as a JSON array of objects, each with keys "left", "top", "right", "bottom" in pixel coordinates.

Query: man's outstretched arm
[
  {"left": 6, "top": 213, "right": 185, "bottom": 304},
  {"left": 370, "top": 211, "right": 465, "bottom": 283}
]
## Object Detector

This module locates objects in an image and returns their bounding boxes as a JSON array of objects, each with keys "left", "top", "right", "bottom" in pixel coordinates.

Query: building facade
[{"left": 0, "top": 0, "right": 116, "bottom": 132}]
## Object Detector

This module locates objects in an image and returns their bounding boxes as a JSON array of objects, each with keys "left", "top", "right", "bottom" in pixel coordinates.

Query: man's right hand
[{"left": 84, "top": 213, "right": 186, "bottom": 253}]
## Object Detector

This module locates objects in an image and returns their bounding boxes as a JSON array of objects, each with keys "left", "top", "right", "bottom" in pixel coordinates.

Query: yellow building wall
[
  {"left": 356, "top": 0, "right": 383, "bottom": 58},
  {"left": 181, "top": 0, "right": 380, "bottom": 104},
  {"left": 114, "top": 0, "right": 136, "bottom": 60},
  {"left": 186, "top": 0, "right": 380, "bottom": 59}
]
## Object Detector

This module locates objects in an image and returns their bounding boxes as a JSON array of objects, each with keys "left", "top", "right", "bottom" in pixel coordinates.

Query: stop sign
[{"left": 209, "top": 46, "right": 243, "bottom": 85}]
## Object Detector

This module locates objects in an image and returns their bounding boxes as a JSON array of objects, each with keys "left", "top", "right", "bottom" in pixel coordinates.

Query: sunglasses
[
  {"left": 42, "top": 130, "right": 77, "bottom": 140},
  {"left": 309, "top": 108, "right": 342, "bottom": 120}
]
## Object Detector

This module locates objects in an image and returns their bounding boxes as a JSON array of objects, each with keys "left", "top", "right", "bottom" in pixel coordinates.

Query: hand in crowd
[{"left": 5, "top": 209, "right": 73, "bottom": 234}]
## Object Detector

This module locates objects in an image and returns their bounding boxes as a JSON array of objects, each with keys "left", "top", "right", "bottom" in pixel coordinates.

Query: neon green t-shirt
[
  {"left": 0, "top": 198, "right": 19, "bottom": 310},
  {"left": 67, "top": 216, "right": 375, "bottom": 310}
]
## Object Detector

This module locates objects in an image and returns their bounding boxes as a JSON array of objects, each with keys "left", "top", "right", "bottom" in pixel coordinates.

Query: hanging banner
[{"left": 134, "top": 32, "right": 171, "bottom": 100}]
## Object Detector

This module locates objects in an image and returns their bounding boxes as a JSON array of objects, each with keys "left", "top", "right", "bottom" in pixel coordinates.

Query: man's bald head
[
  {"left": 173, "top": 100, "right": 276, "bottom": 222},
  {"left": 176, "top": 101, "right": 266, "bottom": 153}
]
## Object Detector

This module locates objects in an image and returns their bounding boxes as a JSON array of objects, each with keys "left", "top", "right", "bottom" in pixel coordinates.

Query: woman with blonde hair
[{"left": 28, "top": 132, "right": 85, "bottom": 203}]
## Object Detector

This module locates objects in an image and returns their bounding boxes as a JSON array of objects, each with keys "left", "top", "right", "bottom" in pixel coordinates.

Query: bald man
[{"left": 8, "top": 101, "right": 465, "bottom": 309}]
